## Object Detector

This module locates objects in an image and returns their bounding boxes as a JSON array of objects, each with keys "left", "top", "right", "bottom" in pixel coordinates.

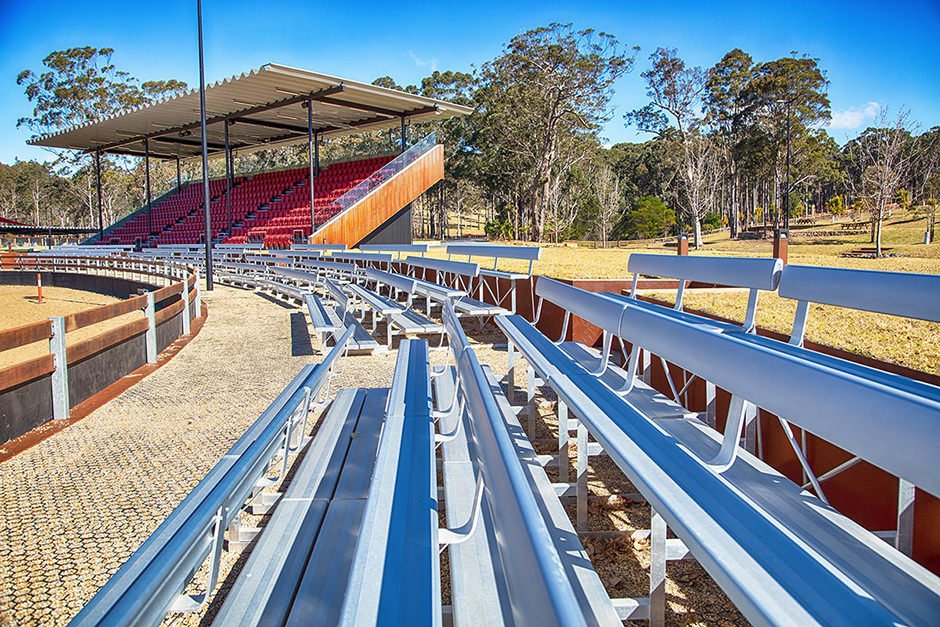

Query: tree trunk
[{"left": 693, "top": 216, "right": 703, "bottom": 249}]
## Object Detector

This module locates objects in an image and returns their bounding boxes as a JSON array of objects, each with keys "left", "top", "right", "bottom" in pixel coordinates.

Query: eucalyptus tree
[
  {"left": 16, "top": 47, "right": 187, "bottom": 226},
  {"left": 705, "top": 49, "right": 756, "bottom": 235},
  {"left": 626, "top": 47, "right": 719, "bottom": 247},
  {"left": 846, "top": 108, "right": 919, "bottom": 255},
  {"left": 475, "top": 23, "right": 635, "bottom": 240}
]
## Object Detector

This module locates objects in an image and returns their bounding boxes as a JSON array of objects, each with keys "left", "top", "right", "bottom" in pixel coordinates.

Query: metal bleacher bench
[
  {"left": 367, "top": 265, "right": 505, "bottom": 321},
  {"left": 215, "top": 339, "right": 439, "bottom": 625},
  {"left": 447, "top": 243, "right": 541, "bottom": 314},
  {"left": 497, "top": 272, "right": 940, "bottom": 625},
  {"left": 70, "top": 327, "right": 354, "bottom": 627},
  {"left": 438, "top": 302, "right": 621, "bottom": 625},
  {"left": 309, "top": 278, "right": 380, "bottom": 354},
  {"left": 347, "top": 268, "right": 443, "bottom": 351}
]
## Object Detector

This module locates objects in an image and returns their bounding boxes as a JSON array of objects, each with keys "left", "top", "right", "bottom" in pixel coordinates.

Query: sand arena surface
[
  {"left": 0, "top": 286, "right": 140, "bottom": 370},
  {"left": 0, "top": 284, "right": 742, "bottom": 626}
]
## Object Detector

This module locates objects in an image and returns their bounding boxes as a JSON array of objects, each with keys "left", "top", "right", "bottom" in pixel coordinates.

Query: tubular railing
[
  {"left": 316, "top": 132, "right": 438, "bottom": 231},
  {"left": 0, "top": 254, "right": 201, "bottom": 434}
]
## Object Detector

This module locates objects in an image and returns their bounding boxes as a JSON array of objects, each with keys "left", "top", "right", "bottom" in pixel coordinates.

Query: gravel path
[{"left": 0, "top": 284, "right": 397, "bottom": 626}]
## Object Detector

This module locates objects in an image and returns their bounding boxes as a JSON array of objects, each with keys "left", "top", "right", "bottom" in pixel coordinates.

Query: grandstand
[
  {"left": 29, "top": 64, "right": 470, "bottom": 250},
  {"left": 4, "top": 61, "right": 939, "bottom": 627},
  {"left": 104, "top": 155, "right": 394, "bottom": 248}
]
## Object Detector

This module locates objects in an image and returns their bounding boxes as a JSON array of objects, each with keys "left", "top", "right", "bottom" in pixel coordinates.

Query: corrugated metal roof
[{"left": 29, "top": 63, "right": 473, "bottom": 160}]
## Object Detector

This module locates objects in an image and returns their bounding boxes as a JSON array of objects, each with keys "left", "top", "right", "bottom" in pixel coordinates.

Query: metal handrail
[{"left": 69, "top": 325, "right": 353, "bottom": 626}]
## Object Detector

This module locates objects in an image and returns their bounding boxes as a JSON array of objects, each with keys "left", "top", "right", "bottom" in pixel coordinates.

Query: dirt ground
[{"left": 0, "top": 286, "right": 141, "bottom": 370}]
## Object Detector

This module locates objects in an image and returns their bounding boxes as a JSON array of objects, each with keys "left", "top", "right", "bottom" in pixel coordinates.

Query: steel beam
[
  {"left": 87, "top": 85, "right": 346, "bottom": 155},
  {"left": 145, "top": 139, "right": 153, "bottom": 238},
  {"left": 307, "top": 99, "right": 315, "bottom": 235},
  {"left": 95, "top": 150, "right": 104, "bottom": 242}
]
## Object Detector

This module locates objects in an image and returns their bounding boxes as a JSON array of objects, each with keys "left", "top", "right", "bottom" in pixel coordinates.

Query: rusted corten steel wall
[
  {"left": 0, "top": 270, "right": 198, "bottom": 444},
  {"left": 470, "top": 273, "right": 940, "bottom": 575}
]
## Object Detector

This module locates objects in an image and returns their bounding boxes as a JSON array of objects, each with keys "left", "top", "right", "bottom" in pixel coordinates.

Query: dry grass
[
  {"left": 423, "top": 210, "right": 940, "bottom": 279},
  {"left": 0, "top": 286, "right": 142, "bottom": 369},
  {"left": 423, "top": 210, "right": 939, "bottom": 375}
]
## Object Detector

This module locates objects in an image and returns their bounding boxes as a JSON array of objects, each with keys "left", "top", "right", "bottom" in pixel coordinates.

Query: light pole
[{"left": 197, "top": 0, "right": 213, "bottom": 289}]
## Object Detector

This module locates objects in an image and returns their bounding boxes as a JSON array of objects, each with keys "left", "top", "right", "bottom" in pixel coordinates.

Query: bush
[
  {"left": 619, "top": 196, "right": 676, "bottom": 239},
  {"left": 484, "top": 217, "right": 513, "bottom": 240},
  {"left": 825, "top": 195, "right": 846, "bottom": 216},
  {"left": 701, "top": 211, "right": 722, "bottom": 230}
]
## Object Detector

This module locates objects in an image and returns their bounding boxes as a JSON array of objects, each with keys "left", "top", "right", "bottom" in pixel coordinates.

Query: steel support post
[
  {"left": 896, "top": 479, "right": 915, "bottom": 556},
  {"left": 576, "top": 421, "right": 588, "bottom": 531},
  {"left": 194, "top": 269, "right": 202, "bottom": 313},
  {"left": 526, "top": 365, "right": 536, "bottom": 433},
  {"left": 49, "top": 316, "right": 69, "bottom": 419},
  {"left": 224, "top": 120, "right": 232, "bottom": 234},
  {"left": 176, "top": 156, "right": 182, "bottom": 191},
  {"left": 197, "top": 0, "right": 214, "bottom": 289},
  {"left": 181, "top": 282, "right": 191, "bottom": 335},
  {"left": 650, "top": 511, "right": 667, "bottom": 627},
  {"left": 307, "top": 99, "right": 315, "bottom": 235},
  {"left": 145, "top": 139, "right": 153, "bottom": 239},
  {"left": 557, "top": 400, "right": 569, "bottom": 482},
  {"left": 145, "top": 292, "right": 157, "bottom": 363},
  {"left": 95, "top": 150, "right": 104, "bottom": 242}
]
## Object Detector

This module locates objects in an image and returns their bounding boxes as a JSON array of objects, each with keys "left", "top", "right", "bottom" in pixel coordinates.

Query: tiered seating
[
  {"left": 98, "top": 155, "right": 393, "bottom": 249},
  {"left": 106, "top": 181, "right": 225, "bottom": 245},
  {"left": 226, "top": 155, "right": 394, "bottom": 249}
]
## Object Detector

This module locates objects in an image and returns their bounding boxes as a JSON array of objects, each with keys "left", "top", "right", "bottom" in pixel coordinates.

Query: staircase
[{"left": 310, "top": 133, "right": 444, "bottom": 247}]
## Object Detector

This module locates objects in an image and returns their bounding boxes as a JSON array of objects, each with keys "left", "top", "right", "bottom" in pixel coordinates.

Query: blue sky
[{"left": 1, "top": 0, "right": 938, "bottom": 164}]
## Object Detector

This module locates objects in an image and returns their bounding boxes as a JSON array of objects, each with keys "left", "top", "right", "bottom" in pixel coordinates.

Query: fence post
[
  {"left": 145, "top": 292, "right": 157, "bottom": 363},
  {"left": 49, "top": 316, "right": 69, "bottom": 419},
  {"left": 181, "top": 280, "right": 191, "bottom": 335},
  {"left": 194, "top": 269, "right": 202, "bottom": 314}
]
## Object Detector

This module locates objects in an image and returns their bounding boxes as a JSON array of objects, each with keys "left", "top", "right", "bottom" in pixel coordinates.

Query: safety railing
[
  {"left": 326, "top": 132, "right": 438, "bottom": 220},
  {"left": 0, "top": 254, "right": 201, "bottom": 442}
]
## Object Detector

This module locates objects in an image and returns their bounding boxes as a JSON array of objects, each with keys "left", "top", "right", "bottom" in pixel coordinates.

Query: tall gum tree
[{"left": 475, "top": 23, "right": 635, "bottom": 241}]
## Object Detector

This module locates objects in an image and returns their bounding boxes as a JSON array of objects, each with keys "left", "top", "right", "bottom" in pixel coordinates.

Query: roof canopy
[{"left": 29, "top": 64, "right": 472, "bottom": 160}]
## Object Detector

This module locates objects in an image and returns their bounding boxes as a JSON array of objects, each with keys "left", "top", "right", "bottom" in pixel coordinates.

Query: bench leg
[
  {"left": 527, "top": 365, "right": 536, "bottom": 433},
  {"left": 577, "top": 422, "right": 588, "bottom": 532},
  {"left": 705, "top": 380, "right": 716, "bottom": 428},
  {"left": 558, "top": 400, "right": 569, "bottom": 482},
  {"left": 506, "top": 343, "right": 516, "bottom": 402},
  {"left": 897, "top": 479, "right": 915, "bottom": 556},
  {"left": 650, "top": 510, "right": 667, "bottom": 627}
]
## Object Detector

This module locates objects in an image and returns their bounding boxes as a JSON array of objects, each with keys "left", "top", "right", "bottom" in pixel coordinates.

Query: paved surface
[
  {"left": 0, "top": 284, "right": 397, "bottom": 626},
  {"left": 0, "top": 284, "right": 741, "bottom": 626}
]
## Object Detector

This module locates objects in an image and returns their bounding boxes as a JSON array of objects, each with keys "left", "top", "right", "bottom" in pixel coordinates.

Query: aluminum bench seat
[
  {"left": 441, "top": 304, "right": 620, "bottom": 626},
  {"left": 497, "top": 312, "right": 940, "bottom": 625},
  {"left": 304, "top": 293, "right": 340, "bottom": 336},
  {"left": 350, "top": 271, "right": 443, "bottom": 350},
  {"left": 558, "top": 342, "right": 694, "bottom": 421},
  {"left": 433, "top": 367, "right": 510, "bottom": 625},
  {"left": 384, "top": 269, "right": 507, "bottom": 319},
  {"left": 212, "top": 387, "right": 387, "bottom": 626},
  {"left": 622, "top": 254, "right": 783, "bottom": 333},
  {"left": 320, "top": 278, "right": 379, "bottom": 354},
  {"left": 271, "top": 266, "right": 320, "bottom": 288},
  {"left": 340, "top": 339, "right": 439, "bottom": 624},
  {"left": 259, "top": 279, "right": 307, "bottom": 303},
  {"left": 447, "top": 244, "right": 541, "bottom": 313}
]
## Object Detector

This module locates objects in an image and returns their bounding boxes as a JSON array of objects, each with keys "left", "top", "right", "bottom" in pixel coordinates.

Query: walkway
[{"left": 0, "top": 284, "right": 395, "bottom": 626}]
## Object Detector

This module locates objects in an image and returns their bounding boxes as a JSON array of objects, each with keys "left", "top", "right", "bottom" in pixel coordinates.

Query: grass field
[
  {"left": 428, "top": 210, "right": 940, "bottom": 375},
  {"left": 0, "top": 286, "right": 141, "bottom": 369}
]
